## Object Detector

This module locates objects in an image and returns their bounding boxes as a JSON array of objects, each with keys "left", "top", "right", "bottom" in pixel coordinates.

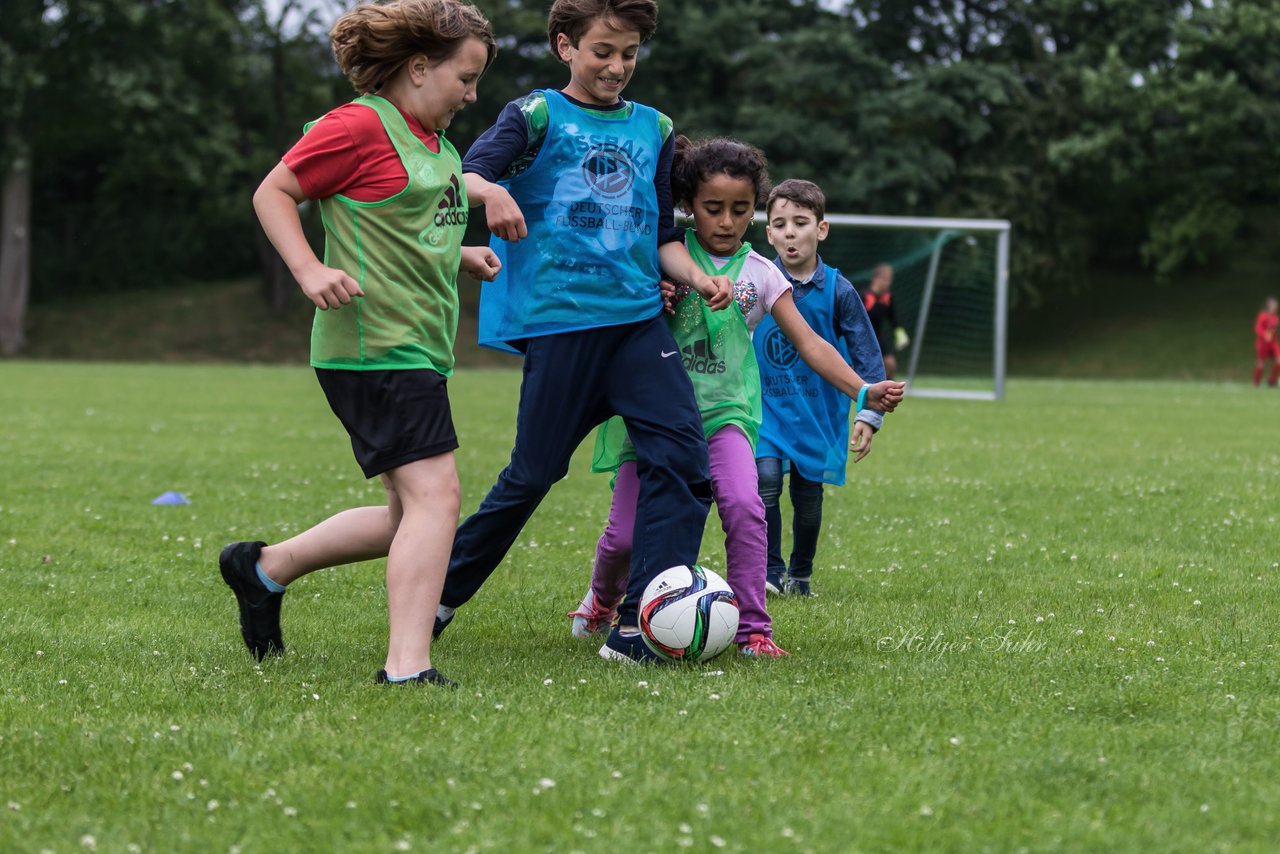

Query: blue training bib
[
  {"left": 478, "top": 89, "right": 664, "bottom": 352},
  {"left": 754, "top": 264, "right": 852, "bottom": 485}
]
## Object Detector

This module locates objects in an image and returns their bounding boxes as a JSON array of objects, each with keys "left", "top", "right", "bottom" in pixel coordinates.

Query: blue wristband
[{"left": 856, "top": 385, "right": 869, "bottom": 413}]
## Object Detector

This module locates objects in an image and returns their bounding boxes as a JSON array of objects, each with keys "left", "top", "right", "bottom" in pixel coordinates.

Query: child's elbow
[{"left": 252, "top": 175, "right": 283, "bottom": 209}]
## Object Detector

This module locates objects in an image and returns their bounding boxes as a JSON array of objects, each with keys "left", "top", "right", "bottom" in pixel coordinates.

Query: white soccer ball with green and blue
[{"left": 639, "top": 565, "right": 739, "bottom": 662}]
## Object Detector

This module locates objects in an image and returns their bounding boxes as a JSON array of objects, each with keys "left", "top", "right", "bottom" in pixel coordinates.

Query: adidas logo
[
  {"left": 682, "top": 338, "right": 727, "bottom": 375},
  {"left": 434, "top": 174, "right": 468, "bottom": 227},
  {"left": 438, "top": 174, "right": 461, "bottom": 208},
  {"left": 686, "top": 337, "right": 716, "bottom": 360}
]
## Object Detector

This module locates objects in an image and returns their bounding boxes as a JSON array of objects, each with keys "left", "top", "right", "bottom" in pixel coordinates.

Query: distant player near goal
[
  {"left": 862, "top": 263, "right": 908, "bottom": 380},
  {"left": 1254, "top": 296, "right": 1279, "bottom": 388}
]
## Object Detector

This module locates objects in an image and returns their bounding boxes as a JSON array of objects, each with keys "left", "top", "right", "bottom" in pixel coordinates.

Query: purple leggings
[{"left": 590, "top": 425, "right": 771, "bottom": 641}]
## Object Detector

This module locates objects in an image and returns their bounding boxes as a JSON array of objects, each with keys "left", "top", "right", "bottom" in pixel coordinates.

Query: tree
[
  {"left": 0, "top": 0, "right": 46, "bottom": 355},
  {"left": 235, "top": 0, "right": 348, "bottom": 311},
  {"left": 8, "top": 0, "right": 1278, "bottom": 344},
  {"left": 1050, "top": 1, "right": 1280, "bottom": 279},
  {"left": 0, "top": 0, "right": 270, "bottom": 354},
  {"left": 465, "top": 0, "right": 560, "bottom": 146}
]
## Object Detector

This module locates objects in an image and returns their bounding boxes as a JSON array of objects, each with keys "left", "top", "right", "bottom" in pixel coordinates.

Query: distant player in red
[
  {"left": 862, "top": 263, "right": 906, "bottom": 380},
  {"left": 1255, "top": 296, "right": 1279, "bottom": 387}
]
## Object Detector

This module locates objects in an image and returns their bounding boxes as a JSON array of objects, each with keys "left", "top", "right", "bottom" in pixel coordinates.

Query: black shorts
[{"left": 315, "top": 368, "right": 458, "bottom": 479}]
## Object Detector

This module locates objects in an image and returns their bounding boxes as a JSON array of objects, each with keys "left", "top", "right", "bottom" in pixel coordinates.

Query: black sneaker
[
  {"left": 785, "top": 577, "right": 814, "bottom": 597},
  {"left": 765, "top": 572, "right": 786, "bottom": 596},
  {"left": 375, "top": 668, "right": 457, "bottom": 688},
  {"left": 432, "top": 610, "right": 454, "bottom": 640},
  {"left": 218, "top": 541, "right": 284, "bottom": 661},
  {"left": 598, "top": 627, "right": 665, "bottom": 664}
]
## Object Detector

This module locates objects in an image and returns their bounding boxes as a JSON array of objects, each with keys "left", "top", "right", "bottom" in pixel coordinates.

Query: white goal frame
[{"left": 752, "top": 212, "right": 1011, "bottom": 401}]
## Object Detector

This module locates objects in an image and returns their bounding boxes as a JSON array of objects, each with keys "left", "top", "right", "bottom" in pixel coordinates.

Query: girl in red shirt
[
  {"left": 221, "top": 0, "right": 499, "bottom": 688},
  {"left": 1255, "top": 296, "right": 1279, "bottom": 387}
]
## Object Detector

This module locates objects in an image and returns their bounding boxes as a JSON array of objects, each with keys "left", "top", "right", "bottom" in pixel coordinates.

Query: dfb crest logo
[
  {"left": 581, "top": 144, "right": 634, "bottom": 199},
  {"left": 762, "top": 326, "right": 799, "bottom": 370}
]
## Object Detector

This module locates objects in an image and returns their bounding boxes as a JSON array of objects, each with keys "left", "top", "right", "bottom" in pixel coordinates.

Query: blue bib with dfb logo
[
  {"left": 754, "top": 265, "right": 853, "bottom": 485},
  {"left": 478, "top": 89, "right": 663, "bottom": 352}
]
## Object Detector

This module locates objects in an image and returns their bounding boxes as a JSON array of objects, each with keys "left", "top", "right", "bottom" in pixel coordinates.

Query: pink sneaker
[
  {"left": 568, "top": 589, "right": 618, "bottom": 639},
  {"left": 739, "top": 634, "right": 790, "bottom": 658}
]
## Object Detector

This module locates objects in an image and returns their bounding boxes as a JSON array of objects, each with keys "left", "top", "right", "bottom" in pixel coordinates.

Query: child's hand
[
  {"left": 849, "top": 421, "right": 874, "bottom": 463},
  {"left": 865, "top": 380, "right": 906, "bottom": 413},
  {"left": 484, "top": 185, "right": 528, "bottom": 242},
  {"left": 694, "top": 274, "right": 733, "bottom": 311},
  {"left": 460, "top": 246, "right": 502, "bottom": 282},
  {"left": 660, "top": 278, "right": 678, "bottom": 315},
  {"left": 297, "top": 262, "right": 363, "bottom": 309}
]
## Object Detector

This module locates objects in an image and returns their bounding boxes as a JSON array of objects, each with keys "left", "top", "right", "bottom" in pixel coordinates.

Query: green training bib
[
  {"left": 309, "top": 95, "right": 466, "bottom": 372},
  {"left": 592, "top": 231, "right": 762, "bottom": 474}
]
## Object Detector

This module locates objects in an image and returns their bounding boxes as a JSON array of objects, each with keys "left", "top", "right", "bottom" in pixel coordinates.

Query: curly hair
[
  {"left": 671, "top": 136, "right": 771, "bottom": 209},
  {"left": 330, "top": 0, "right": 496, "bottom": 94},
  {"left": 547, "top": 0, "right": 659, "bottom": 58}
]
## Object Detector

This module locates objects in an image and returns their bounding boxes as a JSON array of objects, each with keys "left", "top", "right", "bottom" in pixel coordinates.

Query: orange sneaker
[{"left": 568, "top": 589, "right": 618, "bottom": 638}]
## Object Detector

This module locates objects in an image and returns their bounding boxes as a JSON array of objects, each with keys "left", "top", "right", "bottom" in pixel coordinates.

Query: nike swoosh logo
[{"left": 660, "top": 350, "right": 678, "bottom": 358}]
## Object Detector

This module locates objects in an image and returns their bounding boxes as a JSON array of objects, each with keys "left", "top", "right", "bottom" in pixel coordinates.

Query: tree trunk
[
  {"left": 258, "top": 0, "right": 300, "bottom": 314},
  {"left": 0, "top": 123, "right": 32, "bottom": 356}
]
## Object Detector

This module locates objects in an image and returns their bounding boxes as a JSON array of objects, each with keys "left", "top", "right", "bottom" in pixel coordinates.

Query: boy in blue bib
[
  {"left": 434, "top": 0, "right": 734, "bottom": 662},
  {"left": 756, "top": 179, "right": 890, "bottom": 597}
]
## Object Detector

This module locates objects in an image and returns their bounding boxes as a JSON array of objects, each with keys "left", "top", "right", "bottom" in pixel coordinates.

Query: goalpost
[{"left": 747, "top": 212, "right": 1011, "bottom": 401}]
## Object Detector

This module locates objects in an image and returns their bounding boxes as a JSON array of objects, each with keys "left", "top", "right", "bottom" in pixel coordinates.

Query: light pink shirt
[{"left": 705, "top": 247, "right": 793, "bottom": 332}]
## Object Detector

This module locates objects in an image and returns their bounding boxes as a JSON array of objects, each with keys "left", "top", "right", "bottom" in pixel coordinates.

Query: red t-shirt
[
  {"left": 1256, "top": 310, "right": 1278, "bottom": 344},
  {"left": 283, "top": 101, "right": 441, "bottom": 203}
]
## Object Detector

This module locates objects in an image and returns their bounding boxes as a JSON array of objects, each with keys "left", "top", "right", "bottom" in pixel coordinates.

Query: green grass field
[{"left": 2, "top": 362, "right": 1278, "bottom": 852}]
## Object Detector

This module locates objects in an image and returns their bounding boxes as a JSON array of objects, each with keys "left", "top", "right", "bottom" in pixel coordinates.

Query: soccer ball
[{"left": 639, "top": 565, "right": 739, "bottom": 662}]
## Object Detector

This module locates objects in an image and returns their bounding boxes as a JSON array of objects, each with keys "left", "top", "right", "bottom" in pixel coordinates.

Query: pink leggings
[{"left": 590, "top": 426, "right": 771, "bottom": 641}]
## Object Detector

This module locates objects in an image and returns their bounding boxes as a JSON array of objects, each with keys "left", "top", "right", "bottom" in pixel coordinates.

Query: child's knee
[
  {"left": 437, "top": 471, "right": 462, "bottom": 513},
  {"left": 756, "top": 459, "right": 782, "bottom": 503},
  {"left": 395, "top": 460, "right": 461, "bottom": 514},
  {"left": 719, "top": 491, "right": 766, "bottom": 529},
  {"left": 503, "top": 459, "right": 566, "bottom": 499},
  {"left": 597, "top": 525, "right": 634, "bottom": 561},
  {"left": 793, "top": 492, "right": 823, "bottom": 525},
  {"left": 638, "top": 430, "right": 710, "bottom": 482}
]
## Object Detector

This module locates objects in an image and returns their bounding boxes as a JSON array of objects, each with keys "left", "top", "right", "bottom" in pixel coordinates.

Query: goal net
[{"left": 745, "top": 213, "right": 1011, "bottom": 400}]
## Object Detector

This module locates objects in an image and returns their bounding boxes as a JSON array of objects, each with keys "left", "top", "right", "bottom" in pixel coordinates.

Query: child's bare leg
[
  {"left": 259, "top": 503, "right": 398, "bottom": 585},
  {"left": 221, "top": 484, "right": 400, "bottom": 662},
  {"left": 381, "top": 453, "right": 461, "bottom": 677}
]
